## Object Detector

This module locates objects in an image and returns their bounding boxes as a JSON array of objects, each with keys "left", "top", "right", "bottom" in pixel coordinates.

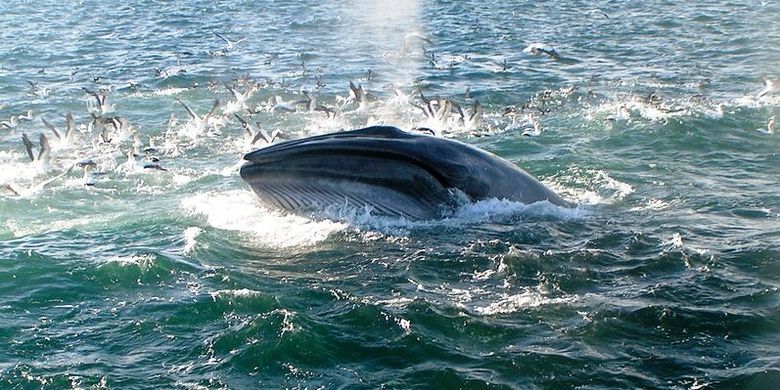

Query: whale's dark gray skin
[{"left": 239, "top": 126, "right": 570, "bottom": 220}]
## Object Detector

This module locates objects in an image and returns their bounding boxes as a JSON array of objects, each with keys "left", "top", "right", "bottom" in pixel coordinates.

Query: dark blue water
[{"left": 1, "top": 0, "right": 778, "bottom": 388}]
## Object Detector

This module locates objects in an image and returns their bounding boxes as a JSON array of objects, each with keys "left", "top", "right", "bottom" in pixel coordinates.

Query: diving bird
[
  {"left": 301, "top": 90, "right": 318, "bottom": 112},
  {"left": 401, "top": 32, "right": 433, "bottom": 54},
  {"left": 759, "top": 115, "right": 776, "bottom": 134},
  {"left": 82, "top": 87, "right": 113, "bottom": 114},
  {"left": 757, "top": 76, "right": 778, "bottom": 98},
  {"left": 266, "top": 95, "right": 299, "bottom": 113},
  {"left": 2, "top": 164, "right": 73, "bottom": 197},
  {"left": 523, "top": 43, "right": 560, "bottom": 60},
  {"left": 21, "top": 133, "right": 52, "bottom": 171},
  {"left": 177, "top": 98, "right": 220, "bottom": 130},
  {"left": 315, "top": 105, "right": 337, "bottom": 119},
  {"left": 225, "top": 83, "right": 257, "bottom": 111},
  {"left": 234, "top": 114, "right": 285, "bottom": 145},
  {"left": 348, "top": 81, "right": 373, "bottom": 107},
  {"left": 41, "top": 113, "right": 77, "bottom": 144},
  {"left": 239, "top": 126, "right": 571, "bottom": 220},
  {"left": 458, "top": 100, "right": 483, "bottom": 128}
]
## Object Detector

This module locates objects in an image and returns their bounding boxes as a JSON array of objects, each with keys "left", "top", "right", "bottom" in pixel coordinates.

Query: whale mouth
[
  {"left": 239, "top": 127, "right": 459, "bottom": 220},
  {"left": 240, "top": 126, "right": 571, "bottom": 219}
]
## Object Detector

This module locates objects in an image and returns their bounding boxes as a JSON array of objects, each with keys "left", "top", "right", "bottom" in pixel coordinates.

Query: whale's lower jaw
[{"left": 239, "top": 153, "right": 457, "bottom": 220}]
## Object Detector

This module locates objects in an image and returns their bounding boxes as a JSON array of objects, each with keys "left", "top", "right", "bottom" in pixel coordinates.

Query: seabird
[
  {"left": 314, "top": 105, "right": 336, "bottom": 118},
  {"left": 143, "top": 137, "right": 159, "bottom": 154},
  {"left": 177, "top": 98, "right": 220, "bottom": 127},
  {"left": 349, "top": 81, "right": 367, "bottom": 105},
  {"left": 301, "top": 90, "right": 317, "bottom": 112},
  {"left": 132, "top": 134, "right": 143, "bottom": 156},
  {"left": 523, "top": 43, "right": 560, "bottom": 60},
  {"left": 26, "top": 80, "right": 50, "bottom": 97},
  {"left": 119, "top": 149, "right": 167, "bottom": 172},
  {"left": 234, "top": 114, "right": 284, "bottom": 145},
  {"left": 18, "top": 110, "right": 34, "bottom": 122},
  {"left": 605, "top": 104, "right": 631, "bottom": 125},
  {"left": 0, "top": 115, "right": 18, "bottom": 129},
  {"left": 522, "top": 115, "right": 543, "bottom": 137},
  {"left": 500, "top": 58, "right": 511, "bottom": 71},
  {"left": 2, "top": 164, "right": 74, "bottom": 197},
  {"left": 225, "top": 83, "right": 257, "bottom": 107},
  {"left": 757, "top": 76, "right": 778, "bottom": 98},
  {"left": 76, "top": 158, "right": 97, "bottom": 186},
  {"left": 267, "top": 96, "right": 299, "bottom": 113},
  {"left": 401, "top": 32, "right": 433, "bottom": 54},
  {"left": 453, "top": 100, "right": 483, "bottom": 128},
  {"left": 89, "top": 113, "right": 129, "bottom": 141},
  {"left": 213, "top": 32, "right": 246, "bottom": 51},
  {"left": 41, "top": 113, "right": 77, "bottom": 144},
  {"left": 21, "top": 133, "right": 52, "bottom": 169},
  {"left": 82, "top": 87, "right": 112, "bottom": 114}
]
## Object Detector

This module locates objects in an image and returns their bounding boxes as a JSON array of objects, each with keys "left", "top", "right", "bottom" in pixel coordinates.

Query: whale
[{"left": 239, "top": 126, "right": 570, "bottom": 220}]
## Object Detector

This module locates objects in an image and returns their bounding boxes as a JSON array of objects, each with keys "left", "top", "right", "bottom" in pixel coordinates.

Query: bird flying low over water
[
  {"left": 41, "top": 113, "right": 77, "bottom": 144},
  {"left": 213, "top": 31, "right": 246, "bottom": 51}
]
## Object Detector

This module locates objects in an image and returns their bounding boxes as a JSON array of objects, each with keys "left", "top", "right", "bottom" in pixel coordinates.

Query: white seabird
[
  {"left": 757, "top": 76, "right": 778, "bottom": 98},
  {"left": 234, "top": 114, "right": 284, "bottom": 145},
  {"left": 83, "top": 87, "right": 113, "bottom": 114},
  {"left": 213, "top": 32, "right": 246, "bottom": 51},
  {"left": 2, "top": 164, "right": 73, "bottom": 197},
  {"left": 76, "top": 158, "right": 97, "bottom": 186},
  {"left": 523, "top": 43, "right": 560, "bottom": 60},
  {"left": 118, "top": 149, "right": 167, "bottom": 173}
]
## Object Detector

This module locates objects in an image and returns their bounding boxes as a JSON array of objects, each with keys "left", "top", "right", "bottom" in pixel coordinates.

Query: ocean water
[{"left": 0, "top": 0, "right": 778, "bottom": 388}]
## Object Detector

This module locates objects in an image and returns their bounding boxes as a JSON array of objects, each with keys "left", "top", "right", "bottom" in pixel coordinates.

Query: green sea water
[{"left": 0, "top": 0, "right": 779, "bottom": 388}]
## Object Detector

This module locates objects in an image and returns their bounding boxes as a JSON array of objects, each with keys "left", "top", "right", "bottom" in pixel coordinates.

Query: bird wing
[
  {"left": 205, "top": 99, "right": 220, "bottom": 120},
  {"left": 38, "top": 134, "right": 51, "bottom": 161},
  {"left": 41, "top": 117, "right": 62, "bottom": 139},
  {"left": 65, "top": 113, "right": 75, "bottom": 138},
  {"left": 21, "top": 133, "right": 35, "bottom": 161},
  {"left": 176, "top": 98, "right": 199, "bottom": 121},
  {"left": 213, "top": 31, "right": 229, "bottom": 43}
]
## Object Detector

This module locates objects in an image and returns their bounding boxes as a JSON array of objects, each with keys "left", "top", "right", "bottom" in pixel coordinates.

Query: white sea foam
[
  {"left": 474, "top": 289, "right": 577, "bottom": 315},
  {"left": 6, "top": 216, "right": 106, "bottom": 238},
  {"left": 182, "top": 226, "right": 202, "bottom": 255},
  {"left": 101, "top": 253, "right": 156, "bottom": 270},
  {"left": 180, "top": 190, "right": 347, "bottom": 247},
  {"left": 549, "top": 167, "right": 634, "bottom": 205},
  {"left": 209, "top": 288, "right": 260, "bottom": 300}
]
